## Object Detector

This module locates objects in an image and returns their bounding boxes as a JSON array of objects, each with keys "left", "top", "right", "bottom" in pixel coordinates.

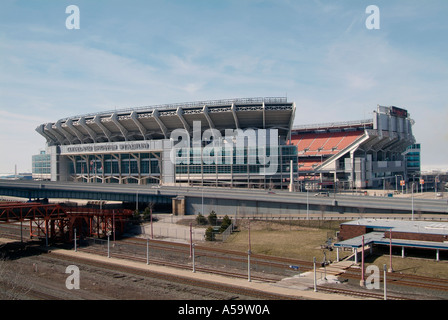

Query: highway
[{"left": 0, "top": 180, "right": 447, "bottom": 214}]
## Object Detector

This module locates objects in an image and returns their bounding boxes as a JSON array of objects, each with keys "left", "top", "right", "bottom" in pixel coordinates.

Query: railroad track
[
  {"left": 73, "top": 245, "right": 411, "bottom": 301},
  {"left": 343, "top": 267, "right": 448, "bottom": 293},
  {"left": 315, "top": 285, "right": 407, "bottom": 300},
  {"left": 0, "top": 238, "right": 297, "bottom": 300},
  {"left": 77, "top": 246, "right": 280, "bottom": 283},
  {"left": 2, "top": 224, "right": 448, "bottom": 300},
  {"left": 117, "top": 237, "right": 313, "bottom": 275},
  {"left": 48, "top": 249, "right": 298, "bottom": 300}
]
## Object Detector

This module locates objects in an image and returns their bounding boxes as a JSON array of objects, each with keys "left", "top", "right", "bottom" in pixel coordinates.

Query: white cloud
[{"left": 1, "top": 1, "right": 448, "bottom": 172}]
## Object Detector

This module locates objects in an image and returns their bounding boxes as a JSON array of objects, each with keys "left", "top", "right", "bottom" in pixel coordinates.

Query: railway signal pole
[
  {"left": 192, "top": 243, "right": 196, "bottom": 273},
  {"left": 74, "top": 228, "right": 77, "bottom": 252},
  {"left": 146, "top": 238, "right": 149, "bottom": 265},
  {"left": 190, "top": 222, "right": 193, "bottom": 258},
  {"left": 313, "top": 257, "right": 317, "bottom": 292},
  {"left": 107, "top": 232, "right": 111, "bottom": 258},
  {"left": 248, "top": 220, "right": 251, "bottom": 282},
  {"left": 383, "top": 264, "right": 387, "bottom": 300},
  {"left": 360, "top": 235, "right": 365, "bottom": 287},
  {"left": 389, "top": 229, "right": 394, "bottom": 273}
]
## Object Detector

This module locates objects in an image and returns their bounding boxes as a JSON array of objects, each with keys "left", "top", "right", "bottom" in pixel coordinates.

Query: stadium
[
  {"left": 292, "top": 105, "right": 416, "bottom": 190},
  {"left": 33, "top": 97, "right": 416, "bottom": 191}
]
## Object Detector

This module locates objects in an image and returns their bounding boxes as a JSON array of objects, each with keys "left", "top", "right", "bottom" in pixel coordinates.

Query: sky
[{"left": 0, "top": 0, "right": 447, "bottom": 173}]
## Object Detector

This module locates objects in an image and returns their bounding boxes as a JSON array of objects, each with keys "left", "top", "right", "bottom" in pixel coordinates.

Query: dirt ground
[{"left": 0, "top": 244, "right": 256, "bottom": 300}]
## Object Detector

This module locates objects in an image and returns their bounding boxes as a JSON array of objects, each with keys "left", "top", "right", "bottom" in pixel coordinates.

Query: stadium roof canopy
[{"left": 36, "top": 97, "right": 296, "bottom": 146}]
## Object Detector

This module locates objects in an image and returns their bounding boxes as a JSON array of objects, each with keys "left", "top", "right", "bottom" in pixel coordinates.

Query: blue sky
[{"left": 1, "top": 0, "right": 447, "bottom": 173}]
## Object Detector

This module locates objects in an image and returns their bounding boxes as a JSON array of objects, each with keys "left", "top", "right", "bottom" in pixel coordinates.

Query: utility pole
[
  {"left": 411, "top": 182, "right": 415, "bottom": 221},
  {"left": 313, "top": 257, "right": 317, "bottom": 292},
  {"left": 189, "top": 222, "right": 193, "bottom": 258},
  {"left": 192, "top": 243, "right": 196, "bottom": 273},
  {"left": 360, "top": 235, "right": 365, "bottom": 287},
  {"left": 248, "top": 220, "right": 251, "bottom": 282},
  {"left": 383, "top": 264, "right": 387, "bottom": 300},
  {"left": 388, "top": 229, "right": 393, "bottom": 272},
  {"left": 306, "top": 189, "right": 309, "bottom": 220},
  {"left": 146, "top": 238, "right": 149, "bottom": 265}
]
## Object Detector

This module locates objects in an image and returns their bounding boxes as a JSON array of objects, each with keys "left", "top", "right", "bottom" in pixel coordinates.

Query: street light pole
[
  {"left": 306, "top": 189, "right": 309, "bottom": 220},
  {"left": 411, "top": 182, "right": 415, "bottom": 221}
]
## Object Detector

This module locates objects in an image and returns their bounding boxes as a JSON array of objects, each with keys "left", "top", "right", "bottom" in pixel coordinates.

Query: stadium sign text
[{"left": 62, "top": 142, "right": 153, "bottom": 155}]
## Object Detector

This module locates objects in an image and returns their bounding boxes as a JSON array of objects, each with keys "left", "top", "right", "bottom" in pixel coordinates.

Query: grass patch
[
  {"left": 199, "top": 219, "right": 448, "bottom": 279},
  {"left": 365, "top": 248, "right": 448, "bottom": 279},
  {"left": 203, "top": 219, "right": 344, "bottom": 263}
]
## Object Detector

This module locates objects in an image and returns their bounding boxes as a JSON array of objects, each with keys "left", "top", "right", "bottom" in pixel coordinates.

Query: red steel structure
[{"left": 0, "top": 201, "right": 133, "bottom": 242}]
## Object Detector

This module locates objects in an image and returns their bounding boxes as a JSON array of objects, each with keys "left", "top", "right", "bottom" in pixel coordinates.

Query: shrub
[
  {"left": 207, "top": 211, "right": 217, "bottom": 225},
  {"left": 196, "top": 213, "right": 207, "bottom": 225},
  {"left": 220, "top": 215, "right": 232, "bottom": 232},
  {"left": 143, "top": 207, "right": 151, "bottom": 219},
  {"left": 205, "top": 226, "right": 215, "bottom": 241}
]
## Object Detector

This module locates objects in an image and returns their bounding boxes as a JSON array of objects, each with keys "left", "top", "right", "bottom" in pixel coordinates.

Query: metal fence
[
  {"left": 214, "top": 223, "right": 235, "bottom": 242},
  {"left": 144, "top": 225, "right": 205, "bottom": 242}
]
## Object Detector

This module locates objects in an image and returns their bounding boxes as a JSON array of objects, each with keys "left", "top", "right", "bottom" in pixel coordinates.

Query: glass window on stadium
[
  {"left": 174, "top": 145, "right": 298, "bottom": 185},
  {"left": 32, "top": 153, "right": 51, "bottom": 175},
  {"left": 67, "top": 152, "right": 161, "bottom": 182}
]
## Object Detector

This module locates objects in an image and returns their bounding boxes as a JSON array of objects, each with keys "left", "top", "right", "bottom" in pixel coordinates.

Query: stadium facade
[
  {"left": 34, "top": 97, "right": 298, "bottom": 189},
  {"left": 292, "top": 105, "right": 416, "bottom": 190},
  {"left": 33, "top": 98, "right": 416, "bottom": 191}
]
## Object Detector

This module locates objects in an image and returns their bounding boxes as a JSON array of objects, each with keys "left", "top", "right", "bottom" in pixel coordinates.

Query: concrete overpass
[
  {"left": 0, "top": 180, "right": 447, "bottom": 217},
  {"left": 0, "top": 180, "right": 173, "bottom": 204}
]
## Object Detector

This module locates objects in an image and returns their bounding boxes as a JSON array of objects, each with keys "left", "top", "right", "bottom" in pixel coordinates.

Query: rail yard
[{"left": 1, "top": 218, "right": 448, "bottom": 301}]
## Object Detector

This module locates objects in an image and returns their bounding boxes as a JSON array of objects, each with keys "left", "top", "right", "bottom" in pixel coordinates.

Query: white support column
[
  {"left": 46, "top": 123, "right": 65, "bottom": 145},
  {"left": 262, "top": 101, "right": 266, "bottom": 129},
  {"left": 131, "top": 111, "right": 147, "bottom": 139},
  {"left": 350, "top": 150, "right": 355, "bottom": 189},
  {"left": 79, "top": 116, "right": 97, "bottom": 142},
  {"left": 231, "top": 103, "right": 240, "bottom": 129},
  {"left": 94, "top": 115, "right": 112, "bottom": 141},
  {"left": 111, "top": 113, "right": 129, "bottom": 140},
  {"left": 336, "top": 247, "right": 340, "bottom": 262},
  {"left": 56, "top": 120, "right": 74, "bottom": 144},
  {"left": 66, "top": 119, "right": 85, "bottom": 143},
  {"left": 153, "top": 109, "right": 168, "bottom": 139},
  {"left": 202, "top": 105, "right": 215, "bottom": 129},
  {"left": 176, "top": 107, "right": 191, "bottom": 133},
  {"left": 401, "top": 246, "right": 405, "bottom": 258},
  {"left": 436, "top": 249, "right": 440, "bottom": 262},
  {"left": 36, "top": 123, "right": 58, "bottom": 145}
]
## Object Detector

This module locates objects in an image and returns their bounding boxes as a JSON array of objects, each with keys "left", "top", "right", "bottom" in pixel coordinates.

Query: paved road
[{"left": 1, "top": 180, "right": 447, "bottom": 214}]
